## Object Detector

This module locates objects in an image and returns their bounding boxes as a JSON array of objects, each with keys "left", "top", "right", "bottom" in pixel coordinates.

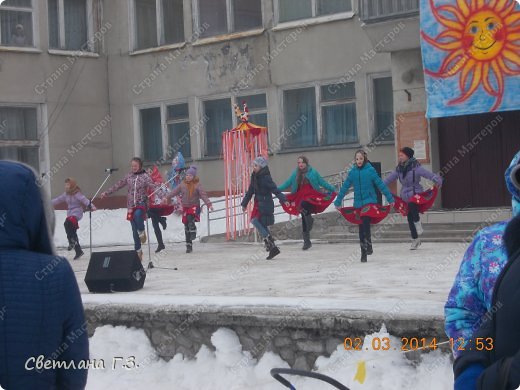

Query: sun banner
[{"left": 420, "top": 0, "right": 520, "bottom": 118}]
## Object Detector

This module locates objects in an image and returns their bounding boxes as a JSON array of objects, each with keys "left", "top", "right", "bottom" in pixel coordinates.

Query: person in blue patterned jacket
[{"left": 445, "top": 150, "right": 520, "bottom": 358}]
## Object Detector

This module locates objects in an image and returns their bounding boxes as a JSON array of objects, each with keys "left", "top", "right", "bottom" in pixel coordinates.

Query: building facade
[{"left": 0, "top": 0, "right": 516, "bottom": 208}]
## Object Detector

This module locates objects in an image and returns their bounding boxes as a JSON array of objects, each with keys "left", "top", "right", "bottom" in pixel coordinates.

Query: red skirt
[
  {"left": 339, "top": 204, "right": 391, "bottom": 225},
  {"left": 182, "top": 206, "right": 201, "bottom": 224},
  {"left": 281, "top": 184, "right": 336, "bottom": 216},
  {"left": 66, "top": 216, "right": 79, "bottom": 229},
  {"left": 149, "top": 204, "right": 176, "bottom": 217},
  {"left": 251, "top": 201, "right": 260, "bottom": 220},
  {"left": 126, "top": 206, "right": 147, "bottom": 221},
  {"left": 394, "top": 187, "right": 438, "bottom": 216}
]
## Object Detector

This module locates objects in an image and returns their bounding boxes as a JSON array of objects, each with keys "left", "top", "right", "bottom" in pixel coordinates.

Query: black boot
[
  {"left": 188, "top": 220, "right": 197, "bottom": 241},
  {"left": 302, "top": 231, "right": 312, "bottom": 250},
  {"left": 186, "top": 243, "right": 193, "bottom": 253},
  {"left": 159, "top": 217, "right": 167, "bottom": 230},
  {"left": 73, "top": 243, "right": 84, "bottom": 260},
  {"left": 155, "top": 243, "right": 165, "bottom": 253},
  {"left": 366, "top": 239, "right": 373, "bottom": 255},
  {"left": 360, "top": 242, "right": 367, "bottom": 263},
  {"left": 67, "top": 240, "right": 74, "bottom": 251},
  {"left": 265, "top": 235, "right": 280, "bottom": 260},
  {"left": 305, "top": 214, "right": 314, "bottom": 232}
]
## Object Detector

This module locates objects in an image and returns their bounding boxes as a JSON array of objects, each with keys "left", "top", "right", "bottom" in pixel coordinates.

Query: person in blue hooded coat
[
  {"left": 334, "top": 150, "right": 395, "bottom": 262},
  {"left": 445, "top": 150, "right": 520, "bottom": 360},
  {"left": 0, "top": 161, "right": 88, "bottom": 389}
]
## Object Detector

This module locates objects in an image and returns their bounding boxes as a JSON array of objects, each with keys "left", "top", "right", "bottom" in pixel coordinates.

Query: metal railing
[
  {"left": 359, "top": 0, "right": 419, "bottom": 23},
  {"left": 205, "top": 170, "right": 393, "bottom": 239}
]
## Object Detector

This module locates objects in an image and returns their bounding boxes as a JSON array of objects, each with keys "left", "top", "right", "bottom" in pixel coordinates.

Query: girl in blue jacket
[
  {"left": 278, "top": 156, "right": 336, "bottom": 250},
  {"left": 334, "top": 150, "right": 395, "bottom": 262}
]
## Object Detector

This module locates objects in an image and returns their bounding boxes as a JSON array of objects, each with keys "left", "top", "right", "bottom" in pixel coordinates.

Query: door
[{"left": 438, "top": 110, "right": 520, "bottom": 209}]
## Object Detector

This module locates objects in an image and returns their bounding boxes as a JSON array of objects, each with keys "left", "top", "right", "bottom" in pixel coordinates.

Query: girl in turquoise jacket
[
  {"left": 334, "top": 150, "right": 395, "bottom": 262},
  {"left": 278, "top": 156, "right": 336, "bottom": 250}
]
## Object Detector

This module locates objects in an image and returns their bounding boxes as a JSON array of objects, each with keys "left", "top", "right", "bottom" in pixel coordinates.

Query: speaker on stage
[{"left": 84, "top": 250, "right": 146, "bottom": 293}]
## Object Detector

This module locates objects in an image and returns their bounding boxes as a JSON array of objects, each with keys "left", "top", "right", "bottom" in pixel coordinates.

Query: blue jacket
[
  {"left": 334, "top": 162, "right": 394, "bottom": 208},
  {"left": 278, "top": 166, "right": 336, "bottom": 194},
  {"left": 453, "top": 216, "right": 520, "bottom": 389},
  {"left": 0, "top": 161, "right": 88, "bottom": 390},
  {"left": 445, "top": 151, "right": 520, "bottom": 358}
]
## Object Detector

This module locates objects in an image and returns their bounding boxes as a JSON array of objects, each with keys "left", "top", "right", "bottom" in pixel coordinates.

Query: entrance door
[{"left": 438, "top": 110, "right": 520, "bottom": 209}]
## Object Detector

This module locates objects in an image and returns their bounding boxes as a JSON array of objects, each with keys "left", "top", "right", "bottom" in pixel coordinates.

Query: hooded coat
[
  {"left": 334, "top": 162, "right": 395, "bottom": 208},
  {"left": 453, "top": 215, "right": 520, "bottom": 389},
  {"left": 0, "top": 161, "right": 88, "bottom": 389},
  {"left": 383, "top": 158, "right": 443, "bottom": 202},
  {"left": 241, "top": 166, "right": 287, "bottom": 227},
  {"left": 445, "top": 151, "right": 520, "bottom": 358}
]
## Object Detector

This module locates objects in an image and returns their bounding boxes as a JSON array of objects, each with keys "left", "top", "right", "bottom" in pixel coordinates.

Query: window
[
  {"left": 320, "top": 82, "right": 357, "bottom": 145},
  {"left": 236, "top": 93, "right": 267, "bottom": 127},
  {"left": 283, "top": 87, "right": 317, "bottom": 148},
  {"left": 167, "top": 103, "right": 191, "bottom": 159},
  {"left": 140, "top": 107, "right": 162, "bottom": 162},
  {"left": 278, "top": 0, "right": 351, "bottom": 23},
  {"left": 203, "top": 98, "right": 232, "bottom": 157},
  {"left": 372, "top": 76, "right": 394, "bottom": 141},
  {"left": 0, "top": 107, "right": 39, "bottom": 171},
  {"left": 133, "top": 0, "right": 184, "bottom": 51},
  {"left": 139, "top": 102, "right": 192, "bottom": 162},
  {"left": 196, "top": 0, "right": 262, "bottom": 39},
  {"left": 0, "top": 0, "right": 34, "bottom": 47},
  {"left": 282, "top": 82, "right": 358, "bottom": 149},
  {"left": 48, "top": 0, "right": 88, "bottom": 51},
  {"left": 203, "top": 93, "right": 268, "bottom": 157}
]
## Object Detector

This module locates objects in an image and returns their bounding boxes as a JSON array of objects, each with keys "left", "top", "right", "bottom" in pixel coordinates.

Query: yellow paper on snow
[{"left": 354, "top": 360, "right": 366, "bottom": 384}]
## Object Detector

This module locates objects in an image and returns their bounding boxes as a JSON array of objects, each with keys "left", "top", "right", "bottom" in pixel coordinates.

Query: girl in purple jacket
[
  {"left": 101, "top": 157, "right": 157, "bottom": 261},
  {"left": 52, "top": 178, "right": 95, "bottom": 259},
  {"left": 384, "top": 147, "right": 442, "bottom": 249}
]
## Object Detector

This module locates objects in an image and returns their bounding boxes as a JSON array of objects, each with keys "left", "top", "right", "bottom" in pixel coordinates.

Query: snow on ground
[
  {"left": 56, "top": 202, "right": 462, "bottom": 389},
  {"left": 68, "top": 239, "right": 463, "bottom": 317},
  {"left": 87, "top": 324, "right": 453, "bottom": 390}
]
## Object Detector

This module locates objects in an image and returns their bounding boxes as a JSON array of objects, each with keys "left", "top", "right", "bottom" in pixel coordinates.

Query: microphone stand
[{"left": 89, "top": 170, "right": 115, "bottom": 258}]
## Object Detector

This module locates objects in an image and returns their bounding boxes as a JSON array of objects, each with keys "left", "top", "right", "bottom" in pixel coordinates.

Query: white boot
[
  {"left": 414, "top": 221, "right": 424, "bottom": 236},
  {"left": 410, "top": 238, "right": 421, "bottom": 250}
]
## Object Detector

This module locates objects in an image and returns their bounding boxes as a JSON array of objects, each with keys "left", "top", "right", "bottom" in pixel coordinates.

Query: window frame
[
  {"left": 129, "top": 0, "right": 185, "bottom": 53},
  {"left": 366, "top": 72, "right": 395, "bottom": 143},
  {"left": 192, "top": 0, "right": 264, "bottom": 40},
  {"left": 134, "top": 99, "right": 192, "bottom": 164},
  {"left": 274, "top": 0, "right": 353, "bottom": 27},
  {"left": 280, "top": 80, "right": 359, "bottom": 151},
  {"left": 0, "top": 103, "right": 46, "bottom": 174},
  {"left": 199, "top": 90, "right": 268, "bottom": 158},
  {"left": 0, "top": 0, "right": 39, "bottom": 49},
  {"left": 47, "top": 0, "right": 96, "bottom": 53}
]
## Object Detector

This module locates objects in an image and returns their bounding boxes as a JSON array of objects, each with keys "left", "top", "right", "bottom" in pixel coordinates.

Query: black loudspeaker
[{"left": 84, "top": 250, "right": 146, "bottom": 293}]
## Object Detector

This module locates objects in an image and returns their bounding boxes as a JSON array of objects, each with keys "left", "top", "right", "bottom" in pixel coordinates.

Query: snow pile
[{"left": 87, "top": 325, "right": 452, "bottom": 390}]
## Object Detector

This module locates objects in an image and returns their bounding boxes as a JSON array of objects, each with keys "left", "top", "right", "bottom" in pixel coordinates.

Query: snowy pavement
[
  {"left": 53, "top": 207, "right": 466, "bottom": 389},
  {"left": 65, "top": 240, "right": 465, "bottom": 318}
]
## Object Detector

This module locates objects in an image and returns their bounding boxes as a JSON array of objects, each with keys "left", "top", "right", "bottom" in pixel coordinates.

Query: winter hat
[
  {"left": 400, "top": 147, "right": 414, "bottom": 159},
  {"left": 253, "top": 156, "right": 268, "bottom": 168},
  {"left": 65, "top": 178, "right": 79, "bottom": 194},
  {"left": 186, "top": 166, "right": 197, "bottom": 177},
  {"left": 505, "top": 151, "right": 520, "bottom": 216}
]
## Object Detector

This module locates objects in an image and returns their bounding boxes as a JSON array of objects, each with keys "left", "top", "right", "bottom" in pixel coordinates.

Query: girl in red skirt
[
  {"left": 278, "top": 156, "right": 336, "bottom": 250},
  {"left": 163, "top": 166, "right": 213, "bottom": 253}
]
